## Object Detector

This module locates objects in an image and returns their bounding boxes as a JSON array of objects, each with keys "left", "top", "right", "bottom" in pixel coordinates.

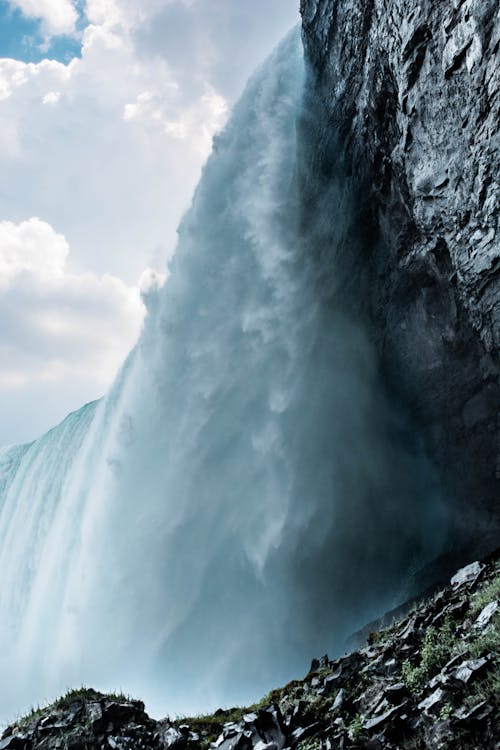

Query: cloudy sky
[{"left": 0, "top": 0, "right": 299, "bottom": 445}]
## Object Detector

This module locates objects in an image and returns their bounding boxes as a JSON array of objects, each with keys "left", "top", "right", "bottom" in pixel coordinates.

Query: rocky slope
[
  {"left": 300, "top": 0, "right": 499, "bottom": 560},
  {"left": 3, "top": 551, "right": 498, "bottom": 750}
]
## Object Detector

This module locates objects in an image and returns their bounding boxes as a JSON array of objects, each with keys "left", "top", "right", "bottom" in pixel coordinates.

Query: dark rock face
[{"left": 300, "top": 0, "right": 499, "bottom": 557}]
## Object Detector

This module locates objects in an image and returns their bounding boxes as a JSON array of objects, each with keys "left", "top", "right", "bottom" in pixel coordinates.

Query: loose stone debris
[{"left": 2, "top": 552, "right": 498, "bottom": 750}]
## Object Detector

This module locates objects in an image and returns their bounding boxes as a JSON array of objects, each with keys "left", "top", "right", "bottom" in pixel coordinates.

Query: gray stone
[
  {"left": 450, "top": 656, "right": 489, "bottom": 684},
  {"left": 384, "top": 683, "right": 407, "bottom": 704},
  {"left": 455, "top": 700, "right": 493, "bottom": 722},
  {"left": 309, "top": 655, "right": 329, "bottom": 672},
  {"left": 242, "top": 714, "right": 258, "bottom": 725},
  {"left": 215, "top": 734, "right": 251, "bottom": 750},
  {"left": 474, "top": 600, "right": 498, "bottom": 629},
  {"left": 332, "top": 688, "right": 345, "bottom": 711},
  {"left": 300, "top": 0, "right": 500, "bottom": 561},
  {"left": 290, "top": 724, "right": 322, "bottom": 748},
  {"left": 451, "top": 562, "right": 484, "bottom": 587},
  {"left": 0, "top": 737, "right": 31, "bottom": 750},
  {"left": 417, "top": 688, "right": 448, "bottom": 713},
  {"left": 163, "top": 727, "right": 187, "bottom": 750},
  {"left": 86, "top": 703, "right": 103, "bottom": 731},
  {"left": 362, "top": 705, "right": 400, "bottom": 731}
]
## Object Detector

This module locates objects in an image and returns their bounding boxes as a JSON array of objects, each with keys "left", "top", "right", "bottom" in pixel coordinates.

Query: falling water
[{"left": 0, "top": 29, "right": 446, "bottom": 720}]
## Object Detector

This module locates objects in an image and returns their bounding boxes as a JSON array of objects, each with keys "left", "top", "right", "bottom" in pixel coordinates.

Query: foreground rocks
[
  {"left": 4, "top": 550, "right": 498, "bottom": 750},
  {"left": 300, "top": 0, "right": 499, "bottom": 561}
]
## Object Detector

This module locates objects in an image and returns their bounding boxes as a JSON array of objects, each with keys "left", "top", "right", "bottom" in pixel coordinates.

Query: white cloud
[
  {"left": 0, "top": 17, "right": 227, "bottom": 284},
  {"left": 123, "top": 84, "right": 227, "bottom": 153},
  {"left": 0, "top": 218, "right": 145, "bottom": 444},
  {"left": 8, "top": 0, "right": 78, "bottom": 36},
  {"left": 0, "top": 0, "right": 298, "bottom": 443},
  {"left": 42, "top": 91, "right": 61, "bottom": 104}
]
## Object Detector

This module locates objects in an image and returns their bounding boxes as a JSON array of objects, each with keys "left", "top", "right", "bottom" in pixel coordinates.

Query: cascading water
[{"left": 0, "top": 29, "right": 447, "bottom": 721}]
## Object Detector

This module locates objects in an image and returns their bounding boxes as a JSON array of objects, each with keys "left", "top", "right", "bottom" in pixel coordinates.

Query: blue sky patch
[{"left": 0, "top": 0, "right": 84, "bottom": 63}]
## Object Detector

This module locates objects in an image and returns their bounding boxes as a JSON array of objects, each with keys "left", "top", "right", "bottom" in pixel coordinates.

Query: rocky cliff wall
[{"left": 300, "top": 0, "right": 499, "bottom": 558}]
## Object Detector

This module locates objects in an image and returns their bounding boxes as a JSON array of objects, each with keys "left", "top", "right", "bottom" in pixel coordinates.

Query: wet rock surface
[
  {"left": 300, "top": 0, "right": 499, "bottom": 561},
  {"left": 5, "top": 551, "right": 499, "bottom": 750}
]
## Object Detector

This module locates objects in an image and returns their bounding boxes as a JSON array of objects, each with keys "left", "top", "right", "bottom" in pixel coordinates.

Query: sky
[{"left": 0, "top": 0, "right": 299, "bottom": 446}]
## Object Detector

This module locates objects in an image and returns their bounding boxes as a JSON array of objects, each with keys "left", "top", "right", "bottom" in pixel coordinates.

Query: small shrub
[
  {"left": 402, "top": 659, "right": 424, "bottom": 693},
  {"left": 402, "top": 617, "right": 455, "bottom": 692},
  {"left": 347, "top": 714, "right": 363, "bottom": 742},
  {"left": 439, "top": 703, "right": 453, "bottom": 720}
]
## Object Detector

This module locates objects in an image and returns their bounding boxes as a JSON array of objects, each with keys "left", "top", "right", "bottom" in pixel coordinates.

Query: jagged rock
[
  {"left": 87, "top": 703, "right": 103, "bottom": 732},
  {"left": 323, "top": 654, "right": 364, "bottom": 692},
  {"left": 450, "top": 656, "right": 489, "bottom": 684},
  {"left": 383, "top": 683, "right": 407, "bottom": 705},
  {"left": 455, "top": 700, "right": 494, "bottom": 723},
  {"left": 451, "top": 562, "right": 484, "bottom": 587},
  {"left": 332, "top": 688, "right": 345, "bottom": 711},
  {"left": 309, "top": 655, "right": 329, "bottom": 672},
  {"left": 242, "top": 714, "right": 258, "bottom": 726},
  {"left": 0, "top": 737, "right": 31, "bottom": 750},
  {"left": 474, "top": 600, "right": 498, "bottom": 628},
  {"left": 301, "top": 0, "right": 500, "bottom": 564},
  {"left": 214, "top": 733, "right": 251, "bottom": 750},
  {"left": 256, "top": 708, "right": 286, "bottom": 750},
  {"left": 362, "top": 704, "right": 403, "bottom": 732},
  {"left": 163, "top": 727, "right": 187, "bottom": 750},
  {"left": 417, "top": 688, "right": 449, "bottom": 714},
  {"left": 289, "top": 723, "right": 322, "bottom": 748}
]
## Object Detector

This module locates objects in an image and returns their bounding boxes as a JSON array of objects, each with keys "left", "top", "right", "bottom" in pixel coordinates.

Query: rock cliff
[{"left": 299, "top": 0, "right": 499, "bottom": 560}]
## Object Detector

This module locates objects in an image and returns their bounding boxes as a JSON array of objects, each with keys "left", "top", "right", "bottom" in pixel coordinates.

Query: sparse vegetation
[
  {"left": 467, "top": 611, "right": 500, "bottom": 659},
  {"left": 402, "top": 616, "right": 455, "bottom": 692},
  {"left": 9, "top": 557, "right": 500, "bottom": 750},
  {"left": 470, "top": 576, "right": 500, "bottom": 618},
  {"left": 16, "top": 686, "right": 133, "bottom": 728},
  {"left": 53, "top": 686, "right": 131, "bottom": 709},
  {"left": 439, "top": 703, "right": 453, "bottom": 720},
  {"left": 297, "top": 738, "right": 321, "bottom": 750},
  {"left": 347, "top": 714, "right": 363, "bottom": 742}
]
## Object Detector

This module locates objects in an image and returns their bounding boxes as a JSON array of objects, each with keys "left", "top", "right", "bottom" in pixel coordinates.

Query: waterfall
[{"left": 0, "top": 28, "right": 446, "bottom": 720}]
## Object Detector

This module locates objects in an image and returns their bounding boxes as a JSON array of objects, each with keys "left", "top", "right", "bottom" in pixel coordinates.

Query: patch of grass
[
  {"left": 402, "top": 616, "right": 455, "bottom": 693},
  {"left": 463, "top": 666, "right": 500, "bottom": 712},
  {"left": 54, "top": 686, "right": 131, "bottom": 709},
  {"left": 470, "top": 575, "right": 500, "bottom": 618},
  {"left": 172, "top": 704, "right": 260, "bottom": 746},
  {"left": 467, "top": 610, "right": 500, "bottom": 659},
  {"left": 16, "top": 704, "right": 47, "bottom": 728},
  {"left": 172, "top": 676, "right": 318, "bottom": 745},
  {"left": 15, "top": 686, "right": 134, "bottom": 728}
]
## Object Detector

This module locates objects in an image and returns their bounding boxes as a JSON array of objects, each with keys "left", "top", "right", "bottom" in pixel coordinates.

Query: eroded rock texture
[{"left": 300, "top": 0, "right": 499, "bottom": 556}]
